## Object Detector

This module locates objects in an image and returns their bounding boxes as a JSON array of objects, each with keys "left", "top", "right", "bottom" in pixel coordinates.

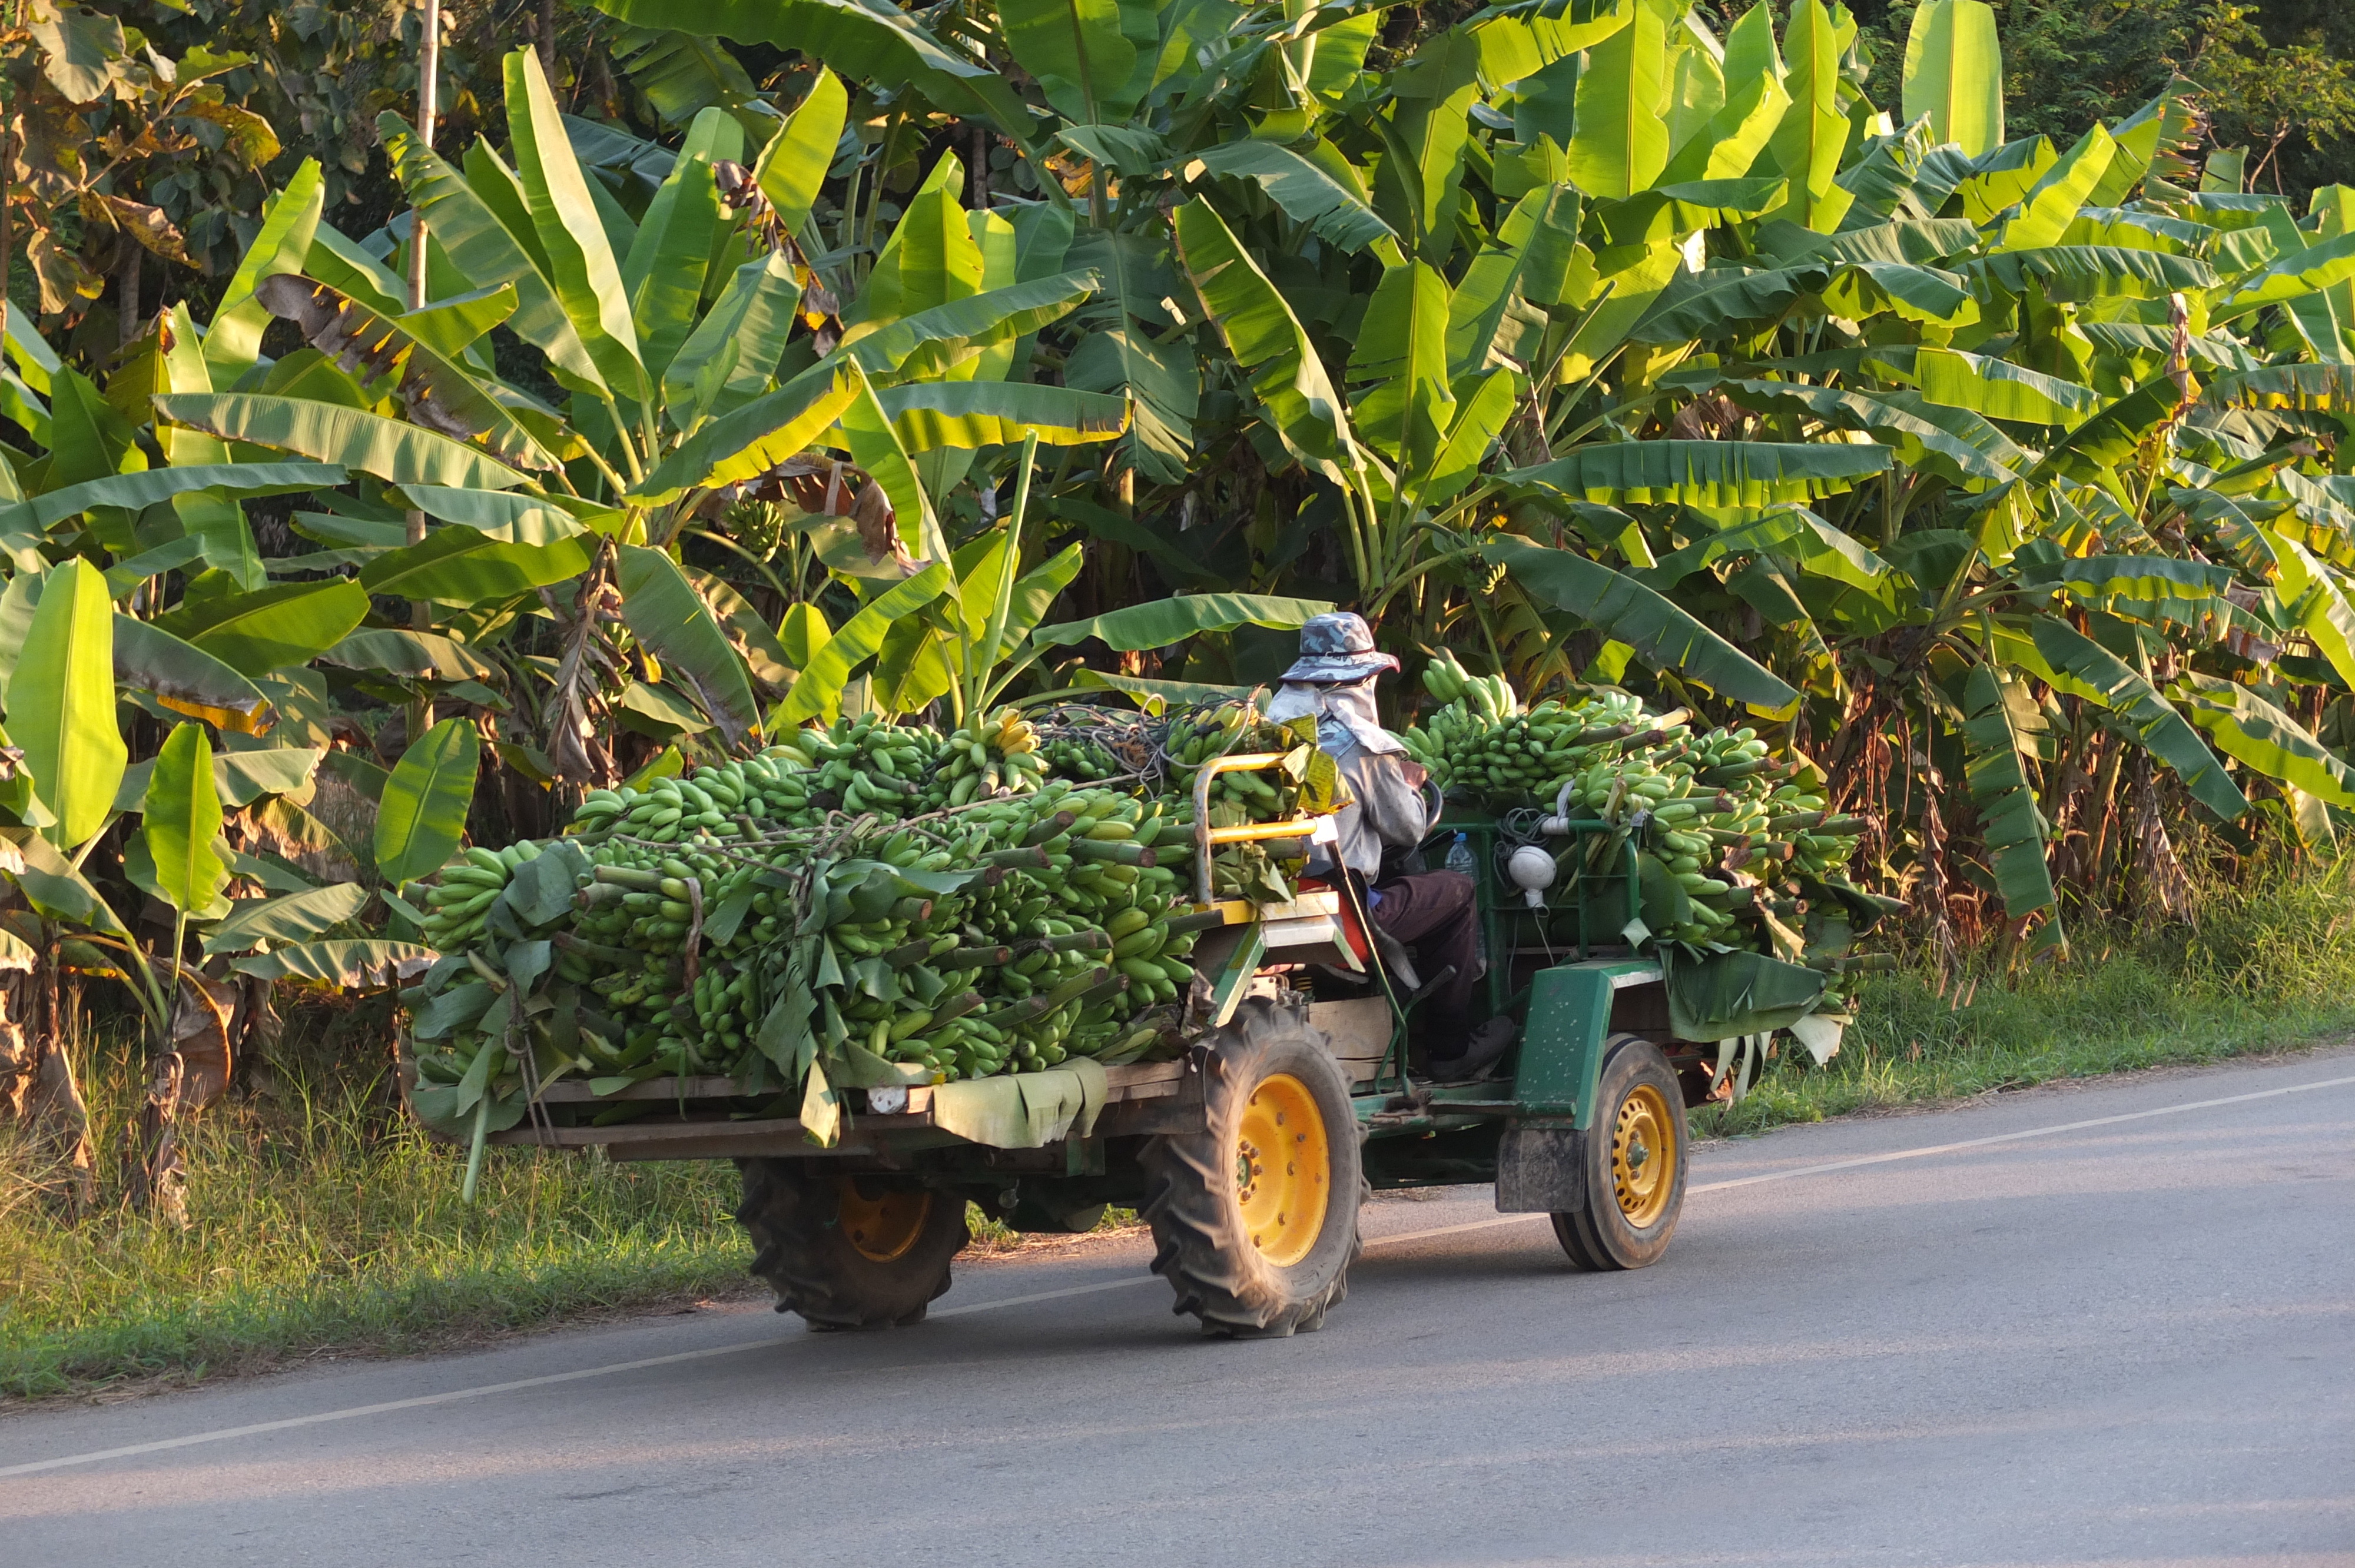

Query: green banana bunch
[
  {"left": 1042, "top": 736, "right": 1123, "bottom": 780},
  {"left": 923, "top": 706, "right": 1045, "bottom": 808},
  {"left": 417, "top": 841, "right": 544, "bottom": 950},
  {"left": 1419, "top": 649, "right": 1518, "bottom": 723}
]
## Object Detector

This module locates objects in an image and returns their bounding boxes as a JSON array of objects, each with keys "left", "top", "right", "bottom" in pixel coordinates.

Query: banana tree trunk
[
  {"left": 127, "top": 968, "right": 236, "bottom": 1227},
  {"left": 6, "top": 946, "right": 95, "bottom": 1215}
]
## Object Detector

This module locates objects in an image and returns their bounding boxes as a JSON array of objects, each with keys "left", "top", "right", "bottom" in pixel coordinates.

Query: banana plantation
[{"left": 2, "top": 0, "right": 2354, "bottom": 1210}]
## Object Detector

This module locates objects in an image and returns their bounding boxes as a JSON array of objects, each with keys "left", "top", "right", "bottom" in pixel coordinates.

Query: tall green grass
[
  {"left": 0, "top": 1019, "right": 746, "bottom": 1401},
  {"left": 6, "top": 865, "right": 2351, "bottom": 1400},
  {"left": 1695, "top": 862, "right": 2355, "bottom": 1136}
]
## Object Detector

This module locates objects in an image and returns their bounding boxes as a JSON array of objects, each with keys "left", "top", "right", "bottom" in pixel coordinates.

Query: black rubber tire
[
  {"left": 1141, "top": 998, "right": 1365, "bottom": 1337},
  {"left": 1552, "top": 1034, "right": 1689, "bottom": 1272},
  {"left": 735, "top": 1160, "right": 970, "bottom": 1330}
]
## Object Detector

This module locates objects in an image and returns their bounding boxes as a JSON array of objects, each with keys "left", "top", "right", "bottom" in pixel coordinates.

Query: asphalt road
[{"left": 5, "top": 1049, "right": 2351, "bottom": 1568}]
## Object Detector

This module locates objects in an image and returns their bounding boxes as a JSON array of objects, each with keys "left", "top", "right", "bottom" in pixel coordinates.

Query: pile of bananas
[
  {"left": 1399, "top": 687, "right": 1652, "bottom": 804},
  {"left": 401, "top": 716, "right": 1312, "bottom": 1146},
  {"left": 1401, "top": 665, "right": 1868, "bottom": 955}
]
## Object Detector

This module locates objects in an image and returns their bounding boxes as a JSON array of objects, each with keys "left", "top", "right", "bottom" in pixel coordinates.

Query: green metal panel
[
  {"left": 1207, "top": 922, "right": 1266, "bottom": 1028},
  {"left": 1432, "top": 812, "right": 1643, "bottom": 1013},
  {"left": 1514, "top": 958, "right": 1660, "bottom": 1127}
]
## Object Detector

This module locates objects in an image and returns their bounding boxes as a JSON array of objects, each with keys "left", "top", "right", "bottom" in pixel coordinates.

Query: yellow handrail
[{"left": 1190, "top": 752, "right": 1325, "bottom": 904}]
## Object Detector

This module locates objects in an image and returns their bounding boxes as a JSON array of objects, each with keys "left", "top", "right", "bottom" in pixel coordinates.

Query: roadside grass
[
  {"left": 1693, "top": 865, "right": 2355, "bottom": 1137},
  {"left": 7, "top": 865, "right": 2352, "bottom": 1403},
  {"left": 0, "top": 1022, "right": 747, "bottom": 1404}
]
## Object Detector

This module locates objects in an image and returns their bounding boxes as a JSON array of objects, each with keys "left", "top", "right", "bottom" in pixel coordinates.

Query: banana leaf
[
  {"left": 378, "top": 114, "right": 608, "bottom": 394},
  {"left": 12, "top": 559, "right": 127, "bottom": 849},
  {"left": 1186, "top": 140, "right": 1395, "bottom": 254},
  {"left": 873, "top": 383, "right": 1129, "bottom": 451},
  {"left": 663, "top": 250, "right": 804, "bottom": 431},
  {"left": 148, "top": 580, "right": 371, "bottom": 677},
  {"left": 321, "top": 628, "right": 502, "bottom": 682},
  {"left": 205, "top": 162, "right": 324, "bottom": 388},
  {"left": 2175, "top": 675, "right": 2355, "bottom": 807},
  {"left": 1716, "top": 378, "right": 2018, "bottom": 486},
  {"left": 1870, "top": 345, "right": 2101, "bottom": 426},
  {"left": 200, "top": 883, "right": 372, "bottom": 955},
  {"left": 1998, "top": 122, "right": 2117, "bottom": 252},
  {"left": 616, "top": 544, "right": 762, "bottom": 748},
  {"left": 752, "top": 69, "right": 848, "bottom": 233},
  {"left": 6, "top": 828, "right": 130, "bottom": 935},
  {"left": 997, "top": 0, "right": 1158, "bottom": 124},
  {"left": 2200, "top": 362, "right": 2355, "bottom": 413},
  {"left": 0, "top": 460, "right": 346, "bottom": 543},
  {"left": 144, "top": 723, "right": 228, "bottom": 921},
  {"left": 1663, "top": 948, "right": 1828, "bottom": 1042},
  {"left": 621, "top": 108, "right": 741, "bottom": 383},
  {"left": 1998, "top": 618, "right": 2245, "bottom": 819},
  {"left": 399, "top": 485, "right": 587, "bottom": 543},
  {"left": 1173, "top": 200, "right": 1360, "bottom": 483},
  {"left": 252, "top": 277, "right": 561, "bottom": 473},
  {"left": 113, "top": 615, "right": 276, "bottom": 735},
  {"left": 632, "top": 364, "right": 861, "bottom": 504},
  {"left": 1064, "top": 231, "right": 1199, "bottom": 484},
  {"left": 505, "top": 50, "right": 650, "bottom": 408},
  {"left": 1034, "top": 592, "right": 1332, "bottom": 653},
  {"left": 1963, "top": 244, "right": 2215, "bottom": 303},
  {"left": 588, "top": 0, "right": 1031, "bottom": 138},
  {"left": 152, "top": 393, "right": 531, "bottom": 491},
  {"left": 1902, "top": 0, "right": 2003, "bottom": 157},
  {"left": 1505, "top": 440, "right": 1890, "bottom": 506},
  {"left": 230, "top": 939, "right": 436, "bottom": 988},
  {"left": 777, "top": 562, "right": 955, "bottom": 725},
  {"left": 847, "top": 269, "right": 1102, "bottom": 383},
  {"left": 2211, "top": 231, "right": 2355, "bottom": 324},
  {"left": 1564, "top": 0, "right": 1666, "bottom": 200},
  {"left": 376, "top": 719, "right": 482, "bottom": 885},
  {"left": 1958, "top": 663, "right": 2059, "bottom": 926},
  {"left": 1488, "top": 537, "right": 1799, "bottom": 710},
  {"left": 359, "top": 530, "right": 596, "bottom": 604}
]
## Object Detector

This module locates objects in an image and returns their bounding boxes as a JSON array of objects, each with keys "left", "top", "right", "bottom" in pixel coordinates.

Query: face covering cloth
[{"left": 1264, "top": 677, "right": 1402, "bottom": 759}]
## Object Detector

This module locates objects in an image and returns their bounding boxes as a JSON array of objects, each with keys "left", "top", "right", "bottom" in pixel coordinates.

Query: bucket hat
[{"left": 1279, "top": 611, "right": 1400, "bottom": 684}]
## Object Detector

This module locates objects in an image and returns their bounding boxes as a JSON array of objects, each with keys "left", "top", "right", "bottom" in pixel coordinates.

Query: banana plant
[{"left": 124, "top": 51, "right": 1128, "bottom": 793}]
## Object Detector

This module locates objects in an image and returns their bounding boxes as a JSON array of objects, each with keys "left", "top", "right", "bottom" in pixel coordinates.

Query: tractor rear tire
[
  {"left": 1551, "top": 1034, "right": 1688, "bottom": 1271},
  {"left": 737, "top": 1160, "right": 969, "bottom": 1330},
  {"left": 1142, "top": 998, "right": 1364, "bottom": 1337}
]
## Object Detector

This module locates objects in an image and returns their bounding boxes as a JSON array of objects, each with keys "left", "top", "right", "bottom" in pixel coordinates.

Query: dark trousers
[{"left": 1368, "top": 870, "right": 1480, "bottom": 1049}]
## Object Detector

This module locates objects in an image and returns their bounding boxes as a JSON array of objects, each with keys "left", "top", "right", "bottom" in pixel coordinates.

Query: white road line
[
  {"left": 0, "top": 1338, "right": 802, "bottom": 1480},
  {"left": 5, "top": 1067, "right": 2349, "bottom": 1482},
  {"left": 1366, "top": 1070, "right": 2355, "bottom": 1250}
]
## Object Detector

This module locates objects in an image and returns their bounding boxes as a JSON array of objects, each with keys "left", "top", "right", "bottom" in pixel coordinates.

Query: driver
[{"left": 1265, "top": 613, "right": 1516, "bottom": 1080}]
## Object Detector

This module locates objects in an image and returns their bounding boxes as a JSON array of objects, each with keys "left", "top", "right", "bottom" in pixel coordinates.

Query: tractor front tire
[
  {"left": 737, "top": 1160, "right": 969, "bottom": 1330},
  {"left": 1142, "top": 999, "right": 1364, "bottom": 1337},
  {"left": 1552, "top": 1034, "right": 1689, "bottom": 1271}
]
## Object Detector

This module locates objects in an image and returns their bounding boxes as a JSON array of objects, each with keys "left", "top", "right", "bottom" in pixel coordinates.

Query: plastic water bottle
[
  {"left": 1444, "top": 832, "right": 1488, "bottom": 974},
  {"left": 1444, "top": 831, "right": 1477, "bottom": 877}
]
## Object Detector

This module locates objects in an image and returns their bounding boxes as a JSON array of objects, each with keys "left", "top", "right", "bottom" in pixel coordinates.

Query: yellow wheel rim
[
  {"left": 1610, "top": 1082, "right": 1677, "bottom": 1228},
  {"left": 1234, "top": 1072, "right": 1329, "bottom": 1268},
  {"left": 837, "top": 1180, "right": 932, "bottom": 1263}
]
